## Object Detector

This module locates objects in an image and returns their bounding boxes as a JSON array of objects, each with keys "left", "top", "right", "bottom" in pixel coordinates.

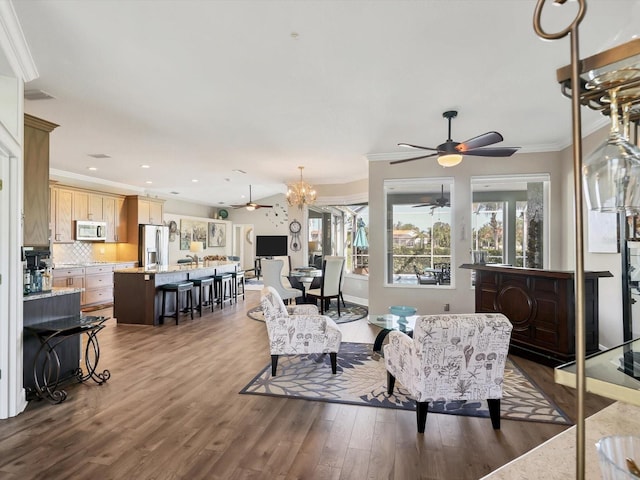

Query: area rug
[
  {"left": 239, "top": 342, "right": 572, "bottom": 425},
  {"left": 247, "top": 301, "right": 369, "bottom": 324},
  {"left": 244, "top": 277, "right": 264, "bottom": 291}
]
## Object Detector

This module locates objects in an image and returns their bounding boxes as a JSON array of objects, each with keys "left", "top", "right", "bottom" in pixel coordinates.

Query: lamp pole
[{"left": 533, "top": 1, "right": 587, "bottom": 479}]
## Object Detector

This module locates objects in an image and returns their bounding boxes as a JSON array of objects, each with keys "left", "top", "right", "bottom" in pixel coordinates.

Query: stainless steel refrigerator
[{"left": 138, "top": 224, "right": 169, "bottom": 268}]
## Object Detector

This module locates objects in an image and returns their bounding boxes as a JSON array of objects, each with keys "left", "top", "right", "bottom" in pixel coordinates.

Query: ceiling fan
[
  {"left": 413, "top": 184, "right": 450, "bottom": 210},
  {"left": 391, "top": 110, "right": 520, "bottom": 167},
  {"left": 231, "top": 185, "right": 272, "bottom": 211}
]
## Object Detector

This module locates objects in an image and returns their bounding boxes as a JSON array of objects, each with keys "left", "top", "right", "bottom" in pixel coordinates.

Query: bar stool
[
  {"left": 159, "top": 281, "right": 194, "bottom": 324},
  {"left": 213, "top": 272, "right": 233, "bottom": 308},
  {"left": 191, "top": 276, "right": 214, "bottom": 316},
  {"left": 231, "top": 268, "right": 245, "bottom": 302}
]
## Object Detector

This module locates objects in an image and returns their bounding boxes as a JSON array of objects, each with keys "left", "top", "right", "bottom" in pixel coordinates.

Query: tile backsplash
[{"left": 52, "top": 242, "right": 118, "bottom": 265}]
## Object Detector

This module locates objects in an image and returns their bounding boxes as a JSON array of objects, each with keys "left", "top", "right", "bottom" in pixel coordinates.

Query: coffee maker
[{"left": 22, "top": 247, "right": 52, "bottom": 294}]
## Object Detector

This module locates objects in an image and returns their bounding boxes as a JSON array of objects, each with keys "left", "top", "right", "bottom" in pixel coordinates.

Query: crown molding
[{"left": 0, "top": 0, "right": 38, "bottom": 81}]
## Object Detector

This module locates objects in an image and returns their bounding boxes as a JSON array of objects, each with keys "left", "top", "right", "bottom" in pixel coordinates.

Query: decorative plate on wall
[{"left": 218, "top": 209, "right": 229, "bottom": 219}]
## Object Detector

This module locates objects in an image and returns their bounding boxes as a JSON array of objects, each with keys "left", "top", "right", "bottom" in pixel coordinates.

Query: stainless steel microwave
[{"left": 75, "top": 221, "right": 107, "bottom": 241}]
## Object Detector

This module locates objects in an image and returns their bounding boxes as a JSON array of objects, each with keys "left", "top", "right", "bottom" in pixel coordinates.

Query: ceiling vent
[
  {"left": 24, "top": 89, "right": 55, "bottom": 100},
  {"left": 88, "top": 153, "right": 111, "bottom": 159}
]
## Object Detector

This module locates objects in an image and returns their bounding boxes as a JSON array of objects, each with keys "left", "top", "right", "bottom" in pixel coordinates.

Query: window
[
  {"left": 471, "top": 174, "right": 549, "bottom": 269},
  {"left": 384, "top": 178, "right": 453, "bottom": 286},
  {"left": 307, "top": 205, "right": 369, "bottom": 276}
]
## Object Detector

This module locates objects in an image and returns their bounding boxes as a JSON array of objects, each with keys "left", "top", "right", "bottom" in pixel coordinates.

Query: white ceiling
[{"left": 11, "top": 0, "right": 640, "bottom": 208}]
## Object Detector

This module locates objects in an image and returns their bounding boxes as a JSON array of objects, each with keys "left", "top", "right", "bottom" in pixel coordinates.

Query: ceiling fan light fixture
[
  {"left": 437, "top": 153, "right": 463, "bottom": 167},
  {"left": 287, "top": 166, "right": 317, "bottom": 209},
  {"left": 246, "top": 204, "right": 256, "bottom": 211}
]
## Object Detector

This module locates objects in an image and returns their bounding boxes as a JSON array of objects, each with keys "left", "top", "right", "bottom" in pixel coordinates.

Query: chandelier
[{"left": 287, "top": 166, "right": 317, "bottom": 209}]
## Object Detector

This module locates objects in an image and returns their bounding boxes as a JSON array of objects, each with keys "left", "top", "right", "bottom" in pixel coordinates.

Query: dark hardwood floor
[{"left": 0, "top": 290, "right": 613, "bottom": 479}]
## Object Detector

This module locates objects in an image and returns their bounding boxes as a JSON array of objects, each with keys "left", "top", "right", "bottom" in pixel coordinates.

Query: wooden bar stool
[
  {"left": 213, "top": 272, "right": 233, "bottom": 308},
  {"left": 159, "top": 281, "right": 194, "bottom": 324},
  {"left": 191, "top": 277, "right": 214, "bottom": 316}
]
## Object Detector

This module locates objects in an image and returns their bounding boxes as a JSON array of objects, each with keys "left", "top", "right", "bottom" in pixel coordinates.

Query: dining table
[{"left": 287, "top": 267, "right": 322, "bottom": 301}]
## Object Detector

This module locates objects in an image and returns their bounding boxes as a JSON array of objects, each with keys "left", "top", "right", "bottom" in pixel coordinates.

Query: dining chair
[
  {"left": 261, "top": 259, "right": 302, "bottom": 304},
  {"left": 272, "top": 255, "right": 292, "bottom": 287},
  {"left": 306, "top": 256, "right": 345, "bottom": 315}
]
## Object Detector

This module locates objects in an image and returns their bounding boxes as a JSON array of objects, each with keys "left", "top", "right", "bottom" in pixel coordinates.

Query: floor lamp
[{"left": 535, "top": 1, "right": 640, "bottom": 478}]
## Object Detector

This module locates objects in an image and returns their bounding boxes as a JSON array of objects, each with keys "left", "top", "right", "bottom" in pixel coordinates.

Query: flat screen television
[{"left": 255, "top": 235, "right": 288, "bottom": 257}]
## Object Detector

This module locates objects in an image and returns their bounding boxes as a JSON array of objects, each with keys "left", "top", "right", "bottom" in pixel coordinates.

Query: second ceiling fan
[
  {"left": 391, "top": 110, "right": 520, "bottom": 167},
  {"left": 231, "top": 185, "right": 273, "bottom": 210},
  {"left": 413, "top": 184, "right": 450, "bottom": 211}
]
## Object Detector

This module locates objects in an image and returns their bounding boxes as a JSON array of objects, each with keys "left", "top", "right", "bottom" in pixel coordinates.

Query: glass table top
[
  {"left": 555, "top": 337, "right": 640, "bottom": 406},
  {"left": 368, "top": 313, "right": 417, "bottom": 333}
]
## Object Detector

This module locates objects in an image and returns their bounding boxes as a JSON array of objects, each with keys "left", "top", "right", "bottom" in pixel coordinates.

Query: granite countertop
[
  {"left": 23, "top": 287, "right": 83, "bottom": 302},
  {"left": 481, "top": 401, "right": 640, "bottom": 479},
  {"left": 114, "top": 261, "right": 238, "bottom": 274},
  {"left": 54, "top": 261, "right": 137, "bottom": 268}
]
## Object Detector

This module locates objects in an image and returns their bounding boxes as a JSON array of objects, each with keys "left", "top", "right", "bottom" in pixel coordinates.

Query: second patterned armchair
[
  {"left": 260, "top": 286, "right": 342, "bottom": 376},
  {"left": 384, "top": 313, "right": 513, "bottom": 433}
]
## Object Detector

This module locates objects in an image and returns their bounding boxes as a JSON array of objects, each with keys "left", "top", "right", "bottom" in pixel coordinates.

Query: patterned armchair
[
  {"left": 384, "top": 313, "right": 512, "bottom": 433},
  {"left": 260, "top": 286, "right": 342, "bottom": 376}
]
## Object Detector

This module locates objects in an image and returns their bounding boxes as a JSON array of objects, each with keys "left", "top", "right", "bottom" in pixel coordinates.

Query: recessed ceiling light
[
  {"left": 192, "top": 179, "right": 198, "bottom": 183},
  {"left": 87, "top": 167, "right": 97, "bottom": 171},
  {"left": 141, "top": 164, "right": 150, "bottom": 169},
  {"left": 145, "top": 181, "right": 153, "bottom": 184}
]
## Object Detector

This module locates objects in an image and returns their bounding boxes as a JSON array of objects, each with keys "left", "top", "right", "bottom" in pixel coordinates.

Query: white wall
[{"left": 560, "top": 125, "right": 624, "bottom": 348}]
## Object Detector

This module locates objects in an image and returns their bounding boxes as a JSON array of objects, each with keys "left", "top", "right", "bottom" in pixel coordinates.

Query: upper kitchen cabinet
[
  {"left": 126, "top": 195, "right": 164, "bottom": 225},
  {"left": 103, "top": 195, "right": 127, "bottom": 242},
  {"left": 23, "top": 114, "right": 58, "bottom": 248},
  {"left": 73, "top": 191, "right": 104, "bottom": 221},
  {"left": 50, "top": 185, "right": 74, "bottom": 243}
]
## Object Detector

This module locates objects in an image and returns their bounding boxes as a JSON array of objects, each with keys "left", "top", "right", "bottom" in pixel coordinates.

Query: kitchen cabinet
[
  {"left": 73, "top": 191, "right": 103, "bottom": 221},
  {"left": 23, "top": 114, "right": 58, "bottom": 248},
  {"left": 102, "top": 195, "right": 127, "bottom": 242},
  {"left": 52, "top": 266, "right": 85, "bottom": 304},
  {"left": 133, "top": 197, "right": 164, "bottom": 225},
  {"left": 50, "top": 186, "right": 74, "bottom": 243},
  {"left": 84, "top": 264, "right": 114, "bottom": 306},
  {"left": 124, "top": 196, "right": 165, "bottom": 260},
  {"left": 51, "top": 185, "right": 128, "bottom": 243}
]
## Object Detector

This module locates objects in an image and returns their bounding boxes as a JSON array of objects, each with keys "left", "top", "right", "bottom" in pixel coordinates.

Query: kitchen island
[{"left": 113, "top": 261, "right": 238, "bottom": 325}]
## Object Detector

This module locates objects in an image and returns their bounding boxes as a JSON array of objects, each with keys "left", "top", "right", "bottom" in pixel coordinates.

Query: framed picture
[
  {"left": 208, "top": 222, "right": 226, "bottom": 247},
  {"left": 180, "top": 219, "right": 208, "bottom": 250}
]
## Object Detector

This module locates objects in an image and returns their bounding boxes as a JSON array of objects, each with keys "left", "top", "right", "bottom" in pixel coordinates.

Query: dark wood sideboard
[{"left": 460, "top": 264, "right": 613, "bottom": 366}]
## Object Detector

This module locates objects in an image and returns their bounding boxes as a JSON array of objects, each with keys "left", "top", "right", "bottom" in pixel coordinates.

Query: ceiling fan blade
[
  {"left": 255, "top": 204, "right": 273, "bottom": 208},
  {"left": 390, "top": 152, "right": 438, "bottom": 165},
  {"left": 398, "top": 143, "right": 439, "bottom": 151},
  {"left": 462, "top": 147, "right": 520, "bottom": 157},
  {"left": 457, "top": 131, "right": 503, "bottom": 151}
]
